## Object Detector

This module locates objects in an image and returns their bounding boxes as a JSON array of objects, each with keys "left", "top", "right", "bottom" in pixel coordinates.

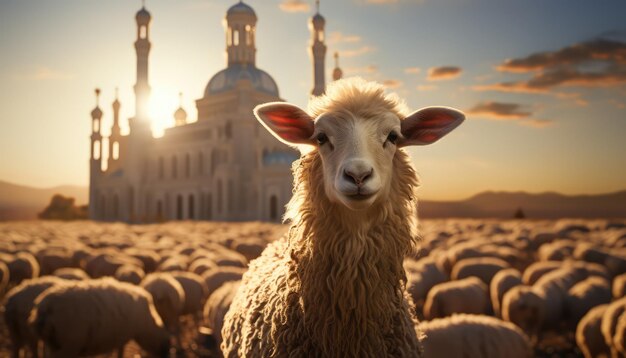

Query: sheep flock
[{"left": 0, "top": 219, "right": 624, "bottom": 357}]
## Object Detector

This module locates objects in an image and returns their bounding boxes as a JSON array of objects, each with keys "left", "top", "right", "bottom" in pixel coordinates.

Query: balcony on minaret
[
  {"left": 310, "top": 0, "right": 327, "bottom": 96},
  {"left": 225, "top": 1, "right": 258, "bottom": 66}
]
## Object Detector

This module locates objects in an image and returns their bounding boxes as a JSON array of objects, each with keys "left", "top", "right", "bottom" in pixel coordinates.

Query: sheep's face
[
  {"left": 254, "top": 81, "right": 464, "bottom": 211},
  {"left": 309, "top": 110, "right": 400, "bottom": 210}
]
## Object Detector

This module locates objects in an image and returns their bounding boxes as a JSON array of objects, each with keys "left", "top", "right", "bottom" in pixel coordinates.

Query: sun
[{"left": 148, "top": 86, "right": 179, "bottom": 137}]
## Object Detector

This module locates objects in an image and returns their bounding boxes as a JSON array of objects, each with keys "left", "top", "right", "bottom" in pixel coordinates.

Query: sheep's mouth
[{"left": 346, "top": 192, "right": 376, "bottom": 201}]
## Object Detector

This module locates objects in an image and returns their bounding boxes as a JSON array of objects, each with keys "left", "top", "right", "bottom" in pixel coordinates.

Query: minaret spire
[
  {"left": 332, "top": 52, "right": 343, "bottom": 81},
  {"left": 174, "top": 91, "right": 188, "bottom": 126},
  {"left": 310, "top": 1, "right": 327, "bottom": 96},
  {"left": 132, "top": 2, "right": 152, "bottom": 131}
]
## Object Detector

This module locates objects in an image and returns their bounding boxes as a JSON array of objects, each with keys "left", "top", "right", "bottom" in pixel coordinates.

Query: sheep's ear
[
  {"left": 399, "top": 106, "right": 465, "bottom": 147},
  {"left": 254, "top": 102, "right": 315, "bottom": 147}
]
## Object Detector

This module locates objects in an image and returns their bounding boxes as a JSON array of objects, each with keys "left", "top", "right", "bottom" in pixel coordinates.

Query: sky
[{"left": 0, "top": 0, "right": 625, "bottom": 201}]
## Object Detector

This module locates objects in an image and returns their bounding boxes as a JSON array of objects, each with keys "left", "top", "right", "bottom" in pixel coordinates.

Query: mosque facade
[{"left": 88, "top": 1, "right": 342, "bottom": 223}]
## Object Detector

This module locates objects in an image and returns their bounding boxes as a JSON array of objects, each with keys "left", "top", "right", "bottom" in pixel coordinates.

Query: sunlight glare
[{"left": 149, "top": 86, "right": 178, "bottom": 137}]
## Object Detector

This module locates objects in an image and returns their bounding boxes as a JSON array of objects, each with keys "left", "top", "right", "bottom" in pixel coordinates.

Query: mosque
[{"left": 88, "top": 1, "right": 342, "bottom": 223}]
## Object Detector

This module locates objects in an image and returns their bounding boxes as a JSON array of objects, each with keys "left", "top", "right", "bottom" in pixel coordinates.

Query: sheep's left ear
[
  {"left": 399, "top": 106, "right": 465, "bottom": 147},
  {"left": 254, "top": 102, "right": 315, "bottom": 147}
]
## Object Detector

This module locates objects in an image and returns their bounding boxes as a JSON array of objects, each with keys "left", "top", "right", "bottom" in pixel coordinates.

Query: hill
[
  {"left": 0, "top": 180, "right": 88, "bottom": 220},
  {"left": 419, "top": 190, "right": 626, "bottom": 219}
]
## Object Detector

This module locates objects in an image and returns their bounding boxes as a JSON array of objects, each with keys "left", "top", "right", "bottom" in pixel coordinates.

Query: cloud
[
  {"left": 279, "top": 0, "right": 310, "bottom": 12},
  {"left": 466, "top": 101, "right": 532, "bottom": 120},
  {"left": 340, "top": 46, "right": 376, "bottom": 58},
  {"left": 345, "top": 65, "right": 379, "bottom": 75},
  {"left": 481, "top": 39, "right": 626, "bottom": 92},
  {"left": 327, "top": 31, "right": 362, "bottom": 45},
  {"left": 16, "top": 67, "right": 73, "bottom": 81},
  {"left": 382, "top": 79, "right": 403, "bottom": 89},
  {"left": 404, "top": 67, "right": 421, "bottom": 74},
  {"left": 427, "top": 66, "right": 462, "bottom": 81}
]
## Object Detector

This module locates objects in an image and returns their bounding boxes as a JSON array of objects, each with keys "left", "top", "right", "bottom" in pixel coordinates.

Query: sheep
[
  {"left": 85, "top": 252, "right": 142, "bottom": 278},
  {"left": 417, "top": 314, "right": 533, "bottom": 358},
  {"left": 490, "top": 268, "right": 523, "bottom": 318},
  {"left": 188, "top": 258, "right": 216, "bottom": 276},
  {"left": 451, "top": 257, "right": 509, "bottom": 285},
  {"left": 203, "top": 280, "right": 241, "bottom": 347},
  {"left": 7, "top": 252, "right": 40, "bottom": 285},
  {"left": 566, "top": 276, "right": 612, "bottom": 324},
  {"left": 576, "top": 304, "right": 611, "bottom": 358},
  {"left": 202, "top": 266, "right": 246, "bottom": 297},
  {"left": 613, "top": 273, "right": 626, "bottom": 299},
  {"left": 522, "top": 261, "right": 561, "bottom": 285},
  {"left": 53, "top": 267, "right": 90, "bottom": 281},
  {"left": 30, "top": 277, "right": 170, "bottom": 357},
  {"left": 171, "top": 271, "right": 209, "bottom": 326},
  {"left": 601, "top": 297, "right": 626, "bottom": 358},
  {"left": 614, "top": 312, "right": 626, "bottom": 358},
  {"left": 405, "top": 257, "right": 448, "bottom": 315},
  {"left": 233, "top": 239, "right": 267, "bottom": 262},
  {"left": 36, "top": 250, "right": 74, "bottom": 276},
  {"left": 424, "top": 277, "right": 490, "bottom": 320},
  {"left": 114, "top": 264, "right": 145, "bottom": 285},
  {"left": 141, "top": 272, "right": 186, "bottom": 345},
  {"left": 3, "top": 276, "right": 67, "bottom": 358},
  {"left": 537, "top": 239, "right": 576, "bottom": 261},
  {"left": 0, "top": 261, "right": 9, "bottom": 295},
  {"left": 222, "top": 78, "right": 465, "bottom": 357},
  {"left": 606, "top": 254, "right": 626, "bottom": 276}
]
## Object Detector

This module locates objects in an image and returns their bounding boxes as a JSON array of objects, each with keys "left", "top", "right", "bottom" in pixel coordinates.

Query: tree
[
  {"left": 38, "top": 194, "right": 88, "bottom": 220},
  {"left": 513, "top": 207, "right": 526, "bottom": 219}
]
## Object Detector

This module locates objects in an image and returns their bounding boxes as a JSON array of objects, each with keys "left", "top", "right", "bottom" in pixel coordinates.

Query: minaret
[
  {"left": 131, "top": 1, "right": 152, "bottom": 132},
  {"left": 332, "top": 52, "right": 343, "bottom": 81},
  {"left": 174, "top": 92, "right": 188, "bottom": 126},
  {"left": 89, "top": 88, "right": 103, "bottom": 220},
  {"left": 225, "top": 1, "right": 258, "bottom": 67},
  {"left": 310, "top": 0, "right": 327, "bottom": 96},
  {"left": 108, "top": 88, "right": 122, "bottom": 169}
]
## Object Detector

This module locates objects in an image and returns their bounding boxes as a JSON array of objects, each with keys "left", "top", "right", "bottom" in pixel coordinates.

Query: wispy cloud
[
  {"left": 479, "top": 39, "right": 626, "bottom": 92},
  {"left": 427, "top": 66, "right": 462, "bottom": 81},
  {"left": 404, "top": 67, "right": 421, "bottom": 74},
  {"left": 327, "top": 31, "right": 362, "bottom": 45},
  {"left": 16, "top": 67, "right": 74, "bottom": 81},
  {"left": 279, "top": 0, "right": 310, "bottom": 13},
  {"left": 466, "top": 101, "right": 532, "bottom": 120},
  {"left": 382, "top": 79, "right": 403, "bottom": 89},
  {"left": 341, "top": 46, "right": 376, "bottom": 58}
]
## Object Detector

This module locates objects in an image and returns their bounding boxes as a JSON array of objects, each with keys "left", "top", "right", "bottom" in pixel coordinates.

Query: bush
[{"left": 38, "top": 194, "right": 88, "bottom": 220}]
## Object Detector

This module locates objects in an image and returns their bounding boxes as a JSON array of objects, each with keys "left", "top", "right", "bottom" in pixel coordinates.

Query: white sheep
[
  {"left": 222, "top": 77, "right": 465, "bottom": 357},
  {"left": 566, "top": 276, "right": 612, "bottom": 323},
  {"left": 601, "top": 297, "right": 626, "bottom": 358},
  {"left": 141, "top": 272, "right": 186, "bottom": 345},
  {"left": 576, "top": 304, "right": 611, "bottom": 358},
  {"left": 202, "top": 266, "right": 246, "bottom": 297},
  {"left": 424, "top": 277, "right": 490, "bottom": 320},
  {"left": 3, "top": 276, "right": 67, "bottom": 358},
  {"left": 405, "top": 257, "right": 448, "bottom": 314},
  {"left": 114, "top": 264, "right": 145, "bottom": 285},
  {"left": 7, "top": 252, "right": 40, "bottom": 285},
  {"left": 490, "top": 268, "right": 523, "bottom": 318},
  {"left": 171, "top": 271, "right": 209, "bottom": 325},
  {"left": 522, "top": 261, "right": 561, "bottom": 285},
  {"left": 30, "top": 277, "right": 170, "bottom": 357},
  {"left": 53, "top": 267, "right": 89, "bottom": 281},
  {"left": 451, "top": 257, "right": 509, "bottom": 285},
  {"left": 203, "top": 280, "right": 241, "bottom": 348},
  {"left": 418, "top": 314, "right": 533, "bottom": 358},
  {"left": 188, "top": 258, "right": 216, "bottom": 276}
]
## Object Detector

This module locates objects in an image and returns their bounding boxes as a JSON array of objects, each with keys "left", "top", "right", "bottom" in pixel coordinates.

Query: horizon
[{"left": 1, "top": 0, "right": 625, "bottom": 201}]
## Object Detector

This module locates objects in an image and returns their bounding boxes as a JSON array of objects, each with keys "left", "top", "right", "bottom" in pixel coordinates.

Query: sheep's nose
[{"left": 343, "top": 167, "right": 373, "bottom": 186}]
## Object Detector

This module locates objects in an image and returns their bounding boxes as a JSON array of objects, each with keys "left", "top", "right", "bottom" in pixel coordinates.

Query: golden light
[{"left": 149, "top": 85, "right": 178, "bottom": 137}]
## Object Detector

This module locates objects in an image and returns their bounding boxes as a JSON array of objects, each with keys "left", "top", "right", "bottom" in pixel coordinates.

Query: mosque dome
[
  {"left": 312, "top": 13, "right": 325, "bottom": 26},
  {"left": 174, "top": 106, "right": 187, "bottom": 124},
  {"left": 227, "top": 1, "right": 257, "bottom": 19},
  {"left": 91, "top": 107, "right": 103, "bottom": 119},
  {"left": 136, "top": 7, "right": 151, "bottom": 24},
  {"left": 205, "top": 64, "right": 279, "bottom": 97}
]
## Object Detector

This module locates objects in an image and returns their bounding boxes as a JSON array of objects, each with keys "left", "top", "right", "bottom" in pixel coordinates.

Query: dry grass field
[{"left": 0, "top": 219, "right": 624, "bottom": 357}]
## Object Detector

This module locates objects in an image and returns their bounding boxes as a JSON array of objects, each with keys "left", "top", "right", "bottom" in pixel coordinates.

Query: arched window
[
  {"left": 234, "top": 29, "right": 239, "bottom": 46},
  {"left": 158, "top": 157, "right": 164, "bottom": 179},
  {"left": 270, "top": 195, "right": 278, "bottom": 221},
  {"left": 172, "top": 155, "right": 177, "bottom": 178},
  {"left": 185, "top": 153, "right": 190, "bottom": 178},
  {"left": 140, "top": 26, "right": 147, "bottom": 39},
  {"left": 245, "top": 25, "right": 252, "bottom": 45},
  {"left": 93, "top": 119, "right": 99, "bottom": 133},
  {"left": 217, "top": 180, "right": 223, "bottom": 214},
  {"left": 318, "top": 31, "right": 324, "bottom": 42},
  {"left": 227, "top": 28, "right": 232, "bottom": 46},
  {"left": 112, "top": 142, "right": 119, "bottom": 160},
  {"left": 93, "top": 140, "right": 100, "bottom": 160},
  {"left": 188, "top": 194, "right": 195, "bottom": 220},
  {"left": 197, "top": 152, "right": 203, "bottom": 175},
  {"left": 177, "top": 195, "right": 183, "bottom": 220}
]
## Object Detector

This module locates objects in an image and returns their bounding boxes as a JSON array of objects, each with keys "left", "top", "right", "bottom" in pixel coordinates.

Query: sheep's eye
[
  {"left": 386, "top": 131, "right": 399, "bottom": 145},
  {"left": 316, "top": 133, "right": 328, "bottom": 146}
]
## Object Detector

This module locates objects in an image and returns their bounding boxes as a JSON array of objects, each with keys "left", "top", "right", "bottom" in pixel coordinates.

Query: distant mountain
[
  {"left": 0, "top": 180, "right": 88, "bottom": 221},
  {"left": 419, "top": 190, "right": 626, "bottom": 219}
]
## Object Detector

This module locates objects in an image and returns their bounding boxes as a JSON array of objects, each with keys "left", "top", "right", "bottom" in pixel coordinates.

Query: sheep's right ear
[{"left": 254, "top": 102, "right": 315, "bottom": 147}]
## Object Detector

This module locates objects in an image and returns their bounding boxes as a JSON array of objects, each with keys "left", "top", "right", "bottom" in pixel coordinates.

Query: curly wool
[{"left": 222, "top": 79, "right": 423, "bottom": 357}]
